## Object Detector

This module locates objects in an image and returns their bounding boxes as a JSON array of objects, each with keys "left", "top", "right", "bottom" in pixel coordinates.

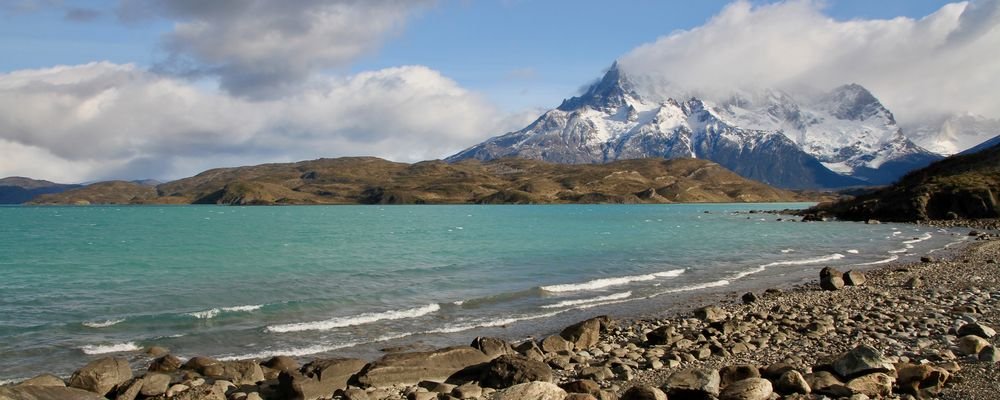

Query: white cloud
[
  {"left": 0, "top": 62, "right": 531, "bottom": 182},
  {"left": 619, "top": 0, "right": 1000, "bottom": 126},
  {"left": 117, "top": 0, "right": 431, "bottom": 98}
]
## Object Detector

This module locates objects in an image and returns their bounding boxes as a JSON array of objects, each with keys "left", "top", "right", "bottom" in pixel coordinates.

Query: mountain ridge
[{"left": 448, "top": 64, "right": 943, "bottom": 189}]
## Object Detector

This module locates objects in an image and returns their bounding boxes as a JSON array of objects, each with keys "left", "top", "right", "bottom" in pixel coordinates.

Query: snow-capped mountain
[
  {"left": 448, "top": 63, "right": 942, "bottom": 189},
  {"left": 908, "top": 114, "right": 1000, "bottom": 155}
]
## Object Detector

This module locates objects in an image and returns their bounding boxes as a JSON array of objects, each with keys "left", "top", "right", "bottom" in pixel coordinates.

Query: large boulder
[
  {"left": 560, "top": 317, "right": 604, "bottom": 350},
  {"left": 719, "top": 378, "right": 773, "bottom": 400},
  {"left": 644, "top": 325, "right": 680, "bottom": 346},
  {"left": 263, "top": 356, "right": 301, "bottom": 373},
  {"left": 540, "top": 335, "right": 573, "bottom": 354},
  {"left": 820, "top": 267, "right": 844, "bottom": 291},
  {"left": 843, "top": 270, "right": 866, "bottom": 286},
  {"left": 694, "top": 306, "right": 727, "bottom": 323},
  {"left": 0, "top": 386, "right": 108, "bottom": 400},
  {"left": 831, "top": 345, "right": 895, "bottom": 379},
  {"left": 216, "top": 360, "right": 264, "bottom": 385},
  {"left": 67, "top": 357, "right": 133, "bottom": 397},
  {"left": 480, "top": 355, "right": 553, "bottom": 389},
  {"left": 279, "top": 358, "right": 366, "bottom": 400},
  {"left": 139, "top": 373, "right": 171, "bottom": 397},
  {"left": 774, "top": 370, "right": 811, "bottom": 395},
  {"left": 182, "top": 356, "right": 221, "bottom": 374},
  {"left": 663, "top": 368, "right": 721, "bottom": 398},
  {"left": 621, "top": 385, "right": 668, "bottom": 400},
  {"left": 959, "top": 335, "right": 991, "bottom": 355},
  {"left": 493, "top": 382, "right": 566, "bottom": 400},
  {"left": 355, "top": 346, "right": 490, "bottom": 387},
  {"left": 470, "top": 337, "right": 516, "bottom": 360}
]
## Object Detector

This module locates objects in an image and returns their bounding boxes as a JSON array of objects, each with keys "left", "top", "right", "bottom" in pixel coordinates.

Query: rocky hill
[
  {"left": 30, "top": 157, "right": 816, "bottom": 205},
  {"left": 0, "top": 177, "right": 81, "bottom": 204},
  {"left": 448, "top": 63, "right": 942, "bottom": 189},
  {"left": 802, "top": 141, "right": 1000, "bottom": 222}
]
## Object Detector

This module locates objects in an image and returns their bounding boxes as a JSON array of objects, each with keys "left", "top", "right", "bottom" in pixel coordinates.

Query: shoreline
[{"left": 3, "top": 223, "right": 998, "bottom": 400}]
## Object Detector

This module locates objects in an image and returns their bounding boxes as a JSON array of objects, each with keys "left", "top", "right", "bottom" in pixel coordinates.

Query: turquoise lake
[{"left": 0, "top": 204, "right": 967, "bottom": 382}]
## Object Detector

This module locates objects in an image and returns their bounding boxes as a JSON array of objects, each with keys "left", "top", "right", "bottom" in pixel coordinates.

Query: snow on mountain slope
[{"left": 448, "top": 64, "right": 941, "bottom": 188}]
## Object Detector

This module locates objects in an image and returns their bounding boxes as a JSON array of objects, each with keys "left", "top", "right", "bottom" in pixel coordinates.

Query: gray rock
[
  {"left": 621, "top": 385, "right": 667, "bottom": 400},
  {"left": 843, "top": 270, "right": 866, "bottom": 286},
  {"left": 355, "top": 346, "right": 490, "bottom": 387},
  {"left": 719, "top": 378, "right": 773, "bottom": 400},
  {"left": 279, "top": 358, "right": 366, "bottom": 400},
  {"left": 831, "top": 345, "right": 895, "bottom": 379},
  {"left": 481, "top": 355, "right": 553, "bottom": 389},
  {"left": 741, "top": 292, "right": 758, "bottom": 304},
  {"left": 845, "top": 373, "right": 893, "bottom": 397},
  {"left": 806, "top": 371, "right": 845, "bottom": 394},
  {"left": 540, "top": 335, "right": 574, "bottom": 354},
  {"left": 561, "top": 317, "right": 605, "bottom": 350},
  {"left": 493, "top": 381, "right": 566, "bottom": 400},
  {"left": 694, "top": 306, "right": 727, "bottom": 323},
  {"left": 139, "top": 373, "right": 171, "bottom": 397},
  {"left": 820, "top": 267, "right": 845, "bottom": 290},
  {"left": 67, "top": 357, "right": 133, "bottom": 397},
  {"left": 663, "top": 368, "right": 721, "bottom": 398},
  {"left": 513, "top": 340, "right": 545, "bottom": 362},
  {"left": 216, "top": 360, "right": 264, "bottom": 385},
  {"left": 644, "top": 325, "right": 679, "bottom": 346},
  {"left": 774, "top": 370, "right": 811, "bottom": 395},
  {"left": 144, "top": 346, "right": 169, "bottom": 358},
  {"left": 114, "top": 379, "right": 142, "bottom": 400},
  {"left": 15, "top": 375, "right": 64, "bottom": 388},
  {"left": 471, "top": 337, "right": 515, "bottom": 359},
  {"left": 959, "top": 335, "right": 991, "bottom": 355},
  {"left": 0, "top": 386, "right": 108, "bottom": 400},
  {"left": 958, "top": 322, "right": 997, "bottom": 338},
  {"left": 148, "top": 354, "right": 183, "bottom": 372}
]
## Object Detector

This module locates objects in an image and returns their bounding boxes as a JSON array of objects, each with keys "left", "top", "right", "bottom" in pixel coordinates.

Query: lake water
[{"left": 0, "top": 204, "right": 967, "bottom": 382}]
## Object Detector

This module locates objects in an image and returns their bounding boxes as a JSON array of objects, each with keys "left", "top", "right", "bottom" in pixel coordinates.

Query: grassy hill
[
  {"left": 31, "top": 157, "right": 817, "bottom": 205},
  {"left": 803, "top": 142, "right": 1000, "bottom": 222}
]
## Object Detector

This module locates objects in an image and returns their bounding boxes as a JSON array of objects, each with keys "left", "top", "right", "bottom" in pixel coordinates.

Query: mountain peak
[
  {"left": 819, "top": 83, "right": 894, "bottom": 123},
  {"left": 557, "top": 62, "right": 639, "bottom": 112}
]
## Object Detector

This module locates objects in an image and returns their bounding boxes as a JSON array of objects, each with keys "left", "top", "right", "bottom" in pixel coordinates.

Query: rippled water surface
[{"left": 0, "top": 204, "right": 966, "bottom": 381}]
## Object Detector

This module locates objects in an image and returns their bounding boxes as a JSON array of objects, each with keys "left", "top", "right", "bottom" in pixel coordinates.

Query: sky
[{"left": 0, "top": 0, "right": 993, "bottom": 183}]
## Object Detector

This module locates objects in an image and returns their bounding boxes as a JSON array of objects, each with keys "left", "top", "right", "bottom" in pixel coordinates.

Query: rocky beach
[{"left": 1, "top": 222, "right": 998, "bottom": 400}]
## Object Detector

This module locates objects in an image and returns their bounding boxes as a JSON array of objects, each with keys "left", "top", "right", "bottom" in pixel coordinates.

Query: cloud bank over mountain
[
  {"left": 618, "top": 0, "right": 1000, "bottom": 127},
  {"left": 0, "top": 63, "right": 527, "bottom": 182}
]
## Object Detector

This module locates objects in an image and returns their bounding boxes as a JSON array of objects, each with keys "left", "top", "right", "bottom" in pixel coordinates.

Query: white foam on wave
[
  {"left": 854, "top": 255, "right": 899, "bottom": 266},
  {"left": 780, "top": 249, "right": 794, "bottom": 253},
  {"left": 847, "top": 249, "right": 859, "bottom": 254},
  {"left": 266, "top": 304, "right": 440, "bottom": 333},
  {"left": 426, "top": 310, "right": 567, "bottom": 334},
  {"left": 81, "top": 342, "right": 141, "bottom": 355},
  {"left": 189, "top": 304, "right": 264, "bottom": 319},
  {"left": 541, "top": 292, "right": 632, "bottom": 309},
  {"left": 219, "top": 333, "right": 413, "bottom": 361},
  {"left": 761, "top": 253, "right": 845, "bottom": 267},
  {"left": 888, "top": 247, "right": 908, "bottom": 254},
  {"left": 539, "top": 269, "right": 685, "bottom": 293},
  {"left": 82, "top": 318, "right": 125, "bottom": 328},
  {"left": 651, "top": 280, "right": 730, "bottom": 297},
  {"left": 903, "top": 232, "right": 933, "bottom": 244}
]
